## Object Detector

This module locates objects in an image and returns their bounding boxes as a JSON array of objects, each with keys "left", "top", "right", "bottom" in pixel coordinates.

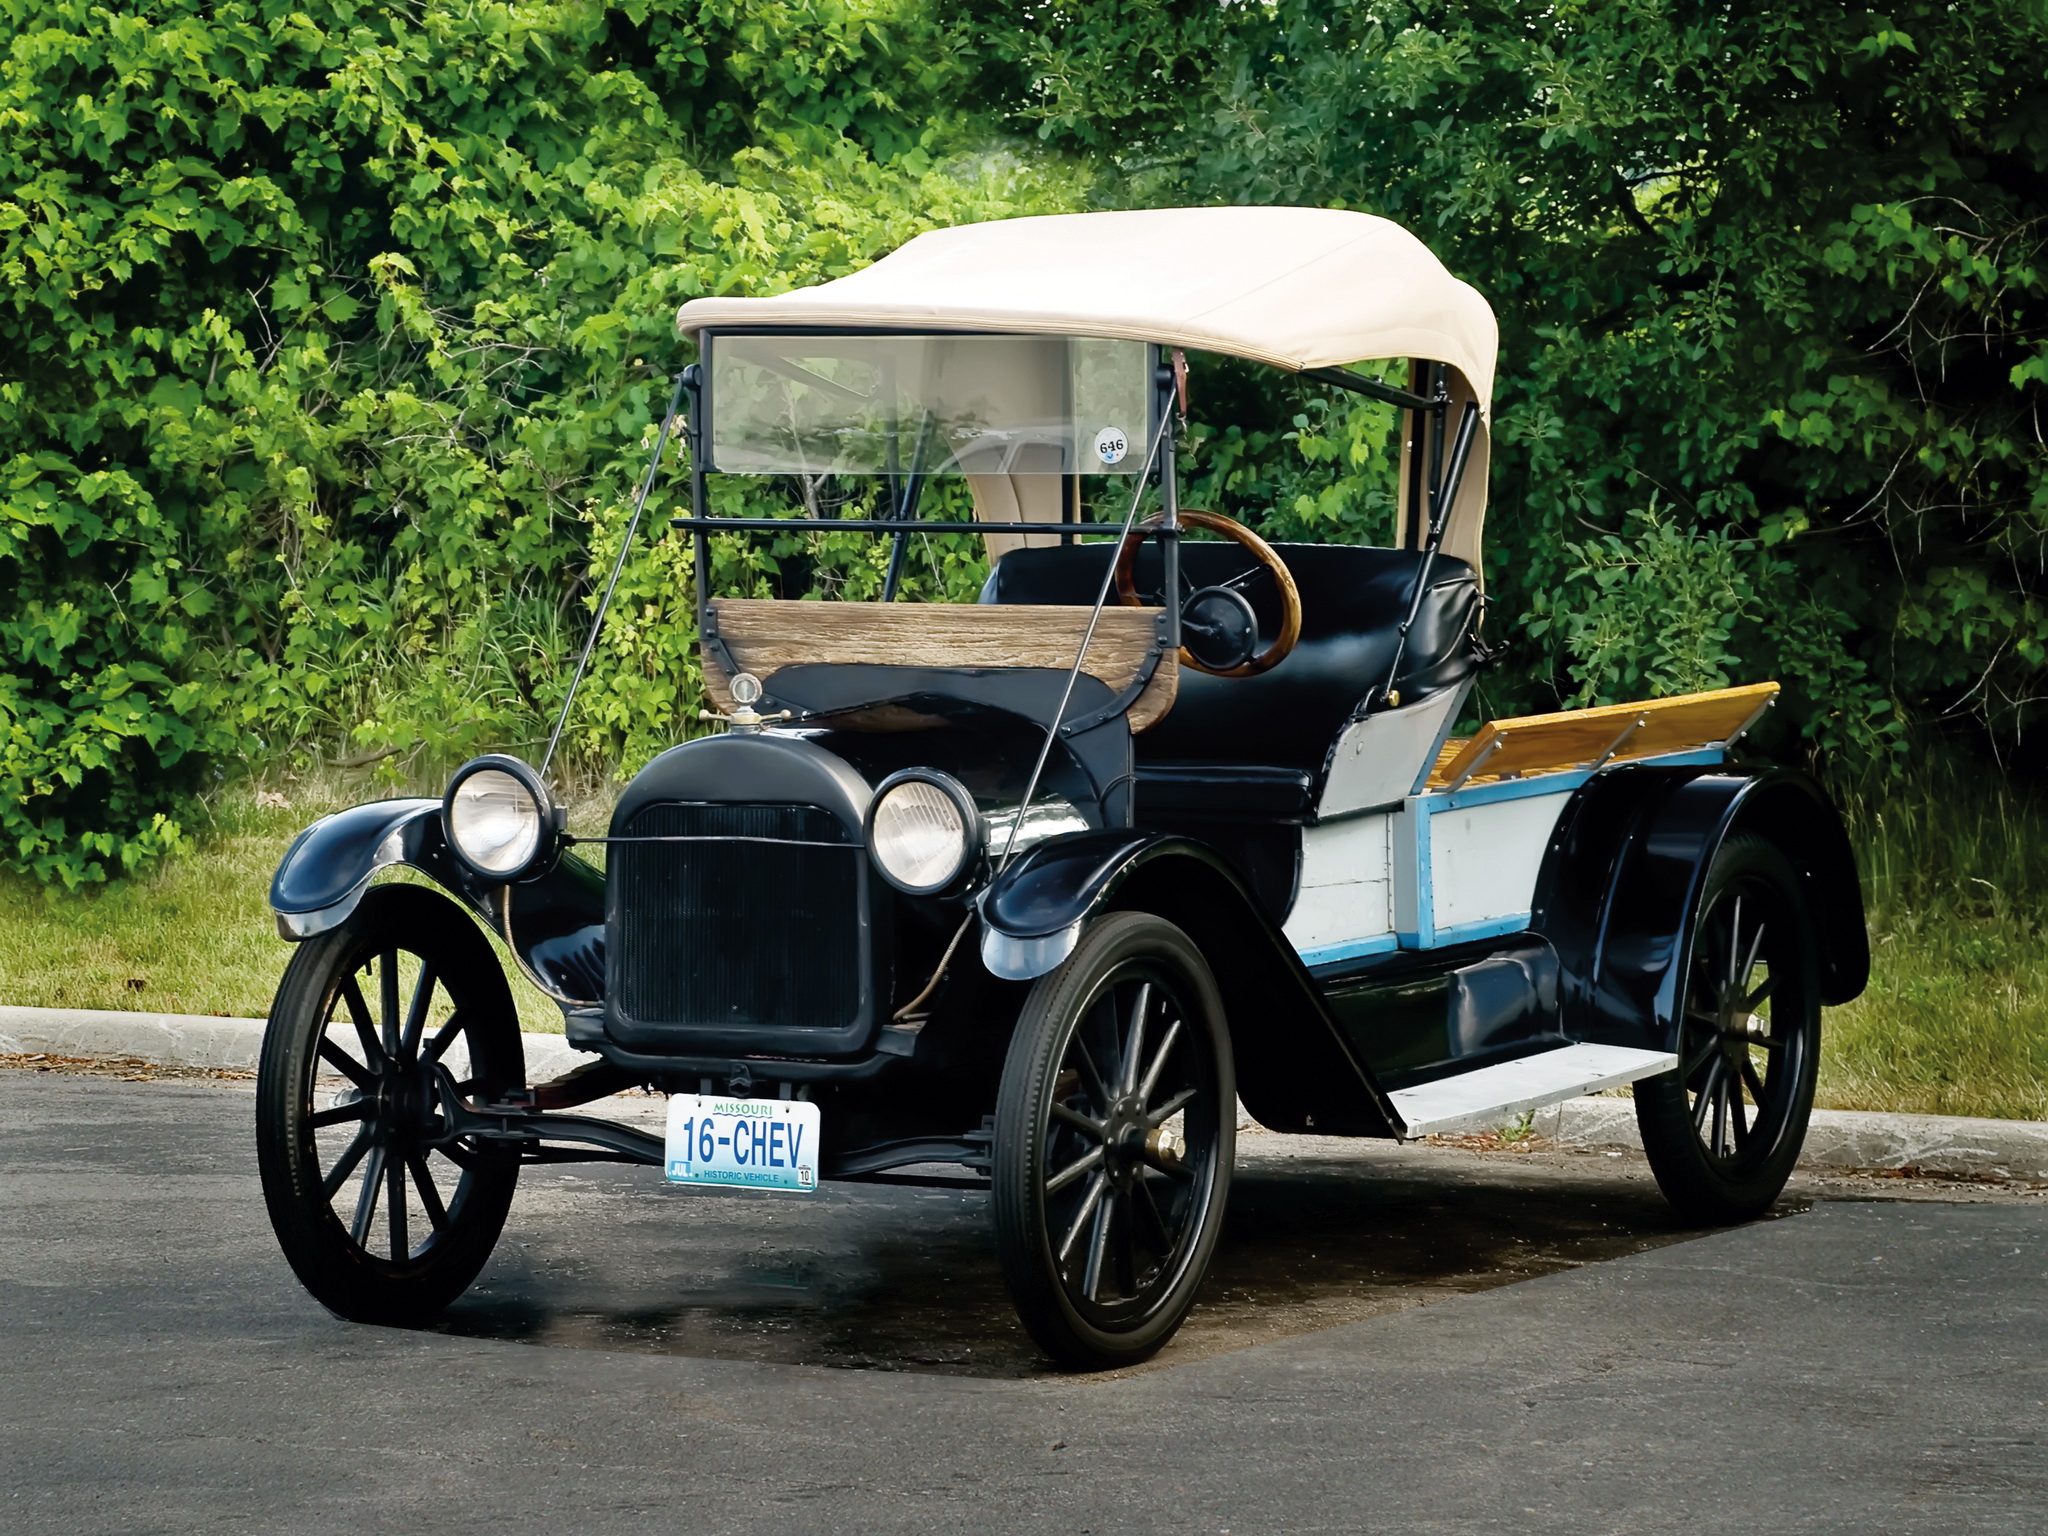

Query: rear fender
[
  {"left": 269, "top": 799, "right": 608, "bottom": 1007},
  {"left": 980, "top": 830, "right": 1397, "bottom": 1135},
  {"left": 1533, "top": 765, "right": 1868, "bottom": 1054}
]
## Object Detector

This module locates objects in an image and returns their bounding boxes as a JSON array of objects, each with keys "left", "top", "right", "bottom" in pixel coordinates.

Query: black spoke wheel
[
  {"left": 256, "top": 884, "right": 524, "bottom": 1324},
  {"left": 993, "top": 911, "right": 1234, "bottom": 1369},
  {"left": 1635, "top": 833, "right": 1821, "bottom": 1223}
]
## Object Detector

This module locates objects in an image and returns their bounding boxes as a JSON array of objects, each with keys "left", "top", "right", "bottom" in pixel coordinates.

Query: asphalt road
[{"left": 2, "top": 1070, "right": 2044, "bottom": 1534}]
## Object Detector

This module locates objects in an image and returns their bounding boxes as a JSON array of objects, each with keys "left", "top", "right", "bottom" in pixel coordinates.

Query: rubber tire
[
  {"left": 992, "top": 911, "right": 1235, "bottom": 1370},
  {"left": 256, "top": 884, "right": 524, "bottom": 1325},
  {"left": 1635, "top": 833, "right": 1822, "bottom": 1224}
]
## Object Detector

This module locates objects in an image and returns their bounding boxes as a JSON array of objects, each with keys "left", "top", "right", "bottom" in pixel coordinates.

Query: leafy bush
[
  {"left": 0, "top": 0, "right": 1074, "bottom": 882},
  {"left": 4, "top": 0, "right": 2046, "bottom": 882},
  {"left": 998, "top": 0, "right": 2048, "bottom": 764}
]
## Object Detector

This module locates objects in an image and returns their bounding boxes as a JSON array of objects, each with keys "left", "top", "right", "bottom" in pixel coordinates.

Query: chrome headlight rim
[
  {"left": 864, "top": 768, "right": 983, "bottom": 897},
  {"left": 441, "top": 754, "right": 559, "bottom": 883}
]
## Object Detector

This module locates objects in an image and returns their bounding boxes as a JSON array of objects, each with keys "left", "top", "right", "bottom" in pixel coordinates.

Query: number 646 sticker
[{"left": 1094, "top": 426, "right": 1129, "bottom": 466}]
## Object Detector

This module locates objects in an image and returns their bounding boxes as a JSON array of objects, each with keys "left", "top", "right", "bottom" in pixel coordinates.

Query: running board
[{"left": 1387, "top": 1043, "right": 1678, "bottom": 1139}]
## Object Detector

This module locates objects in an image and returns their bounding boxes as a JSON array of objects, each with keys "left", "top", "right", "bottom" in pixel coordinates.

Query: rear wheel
[
  {"left": 256, "top": 883, "right": 525, "bottom": 1325},
  {"left": 992, "top": 911, "right": 1235, "bottom": 1370},
  {"left": 1635, "top": 833, "right": 1821, "bottom": 1223}
]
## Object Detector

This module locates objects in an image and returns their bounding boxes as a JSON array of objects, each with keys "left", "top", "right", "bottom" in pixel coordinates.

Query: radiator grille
[{"left": 611, "top": 802, "right": 864, "bottom": 1031}]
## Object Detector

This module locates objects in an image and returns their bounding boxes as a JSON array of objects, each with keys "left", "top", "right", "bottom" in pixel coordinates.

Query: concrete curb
[
  {"left": 6, "top": 1005, "right": 2044, "bottom": 1179},
  {"left": 0, "top": 1006, "right": 587, "bottom": 1082},
  {"left": 1535, "top": 1096, "right": 2048, "bottom": 1181}
]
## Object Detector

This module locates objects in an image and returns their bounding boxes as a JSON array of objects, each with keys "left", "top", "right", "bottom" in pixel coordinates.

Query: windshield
[{"left": 704, "top": 333, "right": 1155, "bottom": 476}]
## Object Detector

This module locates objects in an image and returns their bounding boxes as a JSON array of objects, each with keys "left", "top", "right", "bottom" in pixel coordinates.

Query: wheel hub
[
  {"left": 1711, "top": 984, "right": 1765, "bottom": 1062},
  {"left": 354, "top": 1057, "right": 445, "bottom": 1151},
  {"left": 1097, "top": 1094, "right": 1186, "bottom": 1181}
]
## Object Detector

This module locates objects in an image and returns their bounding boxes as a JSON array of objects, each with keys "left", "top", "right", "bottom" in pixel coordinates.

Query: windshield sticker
[{"left": 1094, "top": 426, "right": 1129, "bottom": 466}]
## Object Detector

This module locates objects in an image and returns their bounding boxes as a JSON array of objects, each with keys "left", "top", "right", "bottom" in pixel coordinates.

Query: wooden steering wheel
[{"left": 1114, "top": 509, "right": 1303, "bottom": 678}]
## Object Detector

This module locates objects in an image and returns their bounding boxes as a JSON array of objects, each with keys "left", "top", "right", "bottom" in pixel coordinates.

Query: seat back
[{"left": 982, "top": 542, "right": 1479, "bottom": 776}]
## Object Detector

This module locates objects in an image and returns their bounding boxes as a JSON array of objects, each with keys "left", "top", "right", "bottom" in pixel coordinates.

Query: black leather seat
[{"left": 981, "top": 541, "right": 1479, "bottom": 818}]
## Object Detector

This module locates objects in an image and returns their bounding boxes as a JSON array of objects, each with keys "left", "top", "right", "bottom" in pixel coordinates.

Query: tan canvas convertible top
[{"left": 674, "top": 206, "right": 1498, "bottom": 568}]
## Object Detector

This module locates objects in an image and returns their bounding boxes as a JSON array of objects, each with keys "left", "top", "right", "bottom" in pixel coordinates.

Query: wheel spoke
[
  {"left": 380, "top": 950, "right": 402, "bottom": 1059},
  {"left": 321, "top": 1124, "right": 375, "bottom": 1198},
  {"left": 350, "top": 1143, "right": 387, "bottom": 1246},
  {"left": 1113, "top": 1192, "right": 1140, "bottom": 1297},
  {"left": 1136, "top": 1014, "right": 1184, "bottom": 1105},
  {"left": 1072, "top": 1036, "right": 1111, "bottom": 1114},
  {"left": 421, "top": 1008, "right": 467, "bottom": 1067},
  {"left": 1133, "top": 1175, "right": 1174, "bottom": 1252},
  {"left": 399, "top": 963, "right": 437, "bottom": 1064},
  {"left": 318, "top": 1037, "right": 375, "bottom": 1092},
  {"left": 438, "top": 1139, "right": 483, "bottom": 1173},
  {"left": 310, "top": 1097, "right": 370, "bottom": 1130},
  {"left": 1145, "top": 1086, "right": 1196, "bottom": 1129},
  {"left": 1120, "top": 982, "right": 1151, "bottom": 1096},
  {"left": 1740, "top": 1055, "right": 1769, "bottom": 1106},
  {"left": 1046, "top": 1145, "right": 1105, "bottom": 1196},
  {"left": 407, "top": 1153, "right": 448, "bottom": 1232},
  {"left": 1049, "top": 1102, "right": 1106, "bottom": 1140},
  {"left": 1723, "top": 896, "right": 1744, "bottom": 989},
  {"left": 1057, "top": 1170, "right": 1108, "bottom": 1263},
  {"left": 1737, "top": 917, "right": 1768, "bottom": 992},
  {"left": 1727, "top": 1076, "right": 1750, "bottom": 1151},
  {"left": 1742, "top": 975, "right": 1776, "bottom": 1012},
  {"left": 340, "top": 976, "right": 385, "bottom": 1067},
  {"left": 386, "top": 1153, "right": 408, "bottom": 1261},
  {"left": 1081, "top": 1195, "right": 1112, "bottom": 1301},
  {"left": 1682, "top": 1029, "right": 1721, "bottom": 1078},
  {"left": 1692, "top": 1056, "right": 1726, "bottom": 1132}
]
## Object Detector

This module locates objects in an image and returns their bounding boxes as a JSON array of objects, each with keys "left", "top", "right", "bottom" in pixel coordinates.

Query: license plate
[{"left": 664, "top": 1094, "right": 820, "bottom": 1193}]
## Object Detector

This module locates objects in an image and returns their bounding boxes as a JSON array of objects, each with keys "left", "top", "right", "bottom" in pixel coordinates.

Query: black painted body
[{"left": 268, "top": 564, "right": 1866, "bottom": 1157}]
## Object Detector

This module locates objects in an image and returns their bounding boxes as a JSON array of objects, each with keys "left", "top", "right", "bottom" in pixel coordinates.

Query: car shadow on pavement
[{"left": 428, "top": 1138, "right": 1781, "bottom": 1378}]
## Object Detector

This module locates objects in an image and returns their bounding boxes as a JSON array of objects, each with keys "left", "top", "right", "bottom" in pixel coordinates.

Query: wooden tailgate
[{"left": 1428, "top": 683, "right": 1779, "bottom": 791}]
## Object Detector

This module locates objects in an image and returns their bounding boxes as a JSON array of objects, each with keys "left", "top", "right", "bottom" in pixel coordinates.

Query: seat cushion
[{"left": 984, "top": 541, "right": 1478, "bottom": 780}]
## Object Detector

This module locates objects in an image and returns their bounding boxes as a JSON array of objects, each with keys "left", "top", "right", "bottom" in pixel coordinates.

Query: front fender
[
  {"left": 978, "top": 828, "right": 1166, "bottom": 978},
  {"left": 269, "top": 799, "right": 609, "bottom": 1009},
  {"left": 980, "top": 829, "right": 1398, "bottom": 1136},
  {"left": 270, "top": 799, "right": 451, "bottom": 937},
  {"left": 1533, "top": 764, "right": 1868, "bottom": 1054}
]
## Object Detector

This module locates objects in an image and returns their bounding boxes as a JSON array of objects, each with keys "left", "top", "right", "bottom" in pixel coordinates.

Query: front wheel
[
  {"left": 992, "top": 911, "right": 1235, "bottom": 1370},
  {"left": 256, "top": 883, "right": 525, "bottom": 1325},
  {"left": 1635, "top": 833, "right": 1822, "bottom": 1224}
]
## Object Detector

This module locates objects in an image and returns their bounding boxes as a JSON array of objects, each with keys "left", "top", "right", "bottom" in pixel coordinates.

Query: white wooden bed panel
[
  {"left": 1427, "top": 789, "right": 1576, "bottom": 929},
  {"left": 1283, "top": 813, "right": 1394, "bottom": 951}
]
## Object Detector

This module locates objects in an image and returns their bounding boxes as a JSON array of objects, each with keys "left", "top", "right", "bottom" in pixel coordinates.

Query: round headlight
[
  {"left": 866, "top": 770, "right": 981, "bottom": 896},
  {"left": 443, "top": 756, "right": 555, "bottom": 880}
]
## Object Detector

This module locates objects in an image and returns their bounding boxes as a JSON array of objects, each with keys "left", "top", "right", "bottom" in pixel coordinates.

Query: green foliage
[
  {"left": 0, "top": 0, "right": 1077, "bottom": 881},
  {"left": 1528, "top": 502, "right": 1755, "bottom": 705},
  {"left": 6, "top": 0, "right": 2048, "bottom": 883},
  {"left": 1002, "top": 0, "right": 2048, "bottom": 765},
  {"left": 1523, "top": 499, "right": 1887, "bottom": 753}
]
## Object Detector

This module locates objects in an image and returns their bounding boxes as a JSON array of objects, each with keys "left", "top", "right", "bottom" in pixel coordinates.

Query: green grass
[
  {"left": 0, "top": 774, "right": 606, "bottom": 1035},
  {"left": 3, "top": 753, "right": 2045, "bottom": 1120},
  {"left": 1817, "top": 751, "right": 2048, "bottom": 1121}
]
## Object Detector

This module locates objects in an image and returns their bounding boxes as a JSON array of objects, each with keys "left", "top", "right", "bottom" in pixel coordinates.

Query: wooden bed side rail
[
  {"left": 700, "top": 597, "right": 1181, "bottom": 732},
  {"left": 1427, "top": 682, "right": 1779, "bottom": 791}
]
